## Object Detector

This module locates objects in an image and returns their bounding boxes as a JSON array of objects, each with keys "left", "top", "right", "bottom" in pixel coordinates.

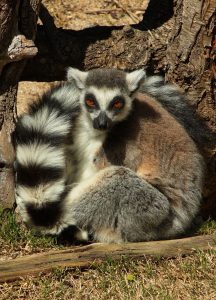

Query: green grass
[
  {"left": 198, "top": 218, "right": 216, "bottom": 235},
  {"left": 0, "top": 208, "right": 61, "bottom": 255}
]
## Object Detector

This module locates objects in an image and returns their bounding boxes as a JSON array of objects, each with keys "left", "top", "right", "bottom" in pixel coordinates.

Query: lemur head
[{"left": 67, "top": 67, "right": 145, "bottom": 131}]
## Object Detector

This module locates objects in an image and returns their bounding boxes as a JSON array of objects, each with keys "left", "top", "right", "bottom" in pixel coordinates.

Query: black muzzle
[{"left": 93, "top": 112, "right": 112, "bottom": 130}]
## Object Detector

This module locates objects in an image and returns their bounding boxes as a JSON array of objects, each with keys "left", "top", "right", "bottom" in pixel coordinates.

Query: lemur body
[{"left": 15, "top": 67, "right": 207, "bottom": 242}]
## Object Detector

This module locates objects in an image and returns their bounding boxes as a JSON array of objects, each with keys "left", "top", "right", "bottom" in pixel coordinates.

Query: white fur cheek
[
  {"left": 81, "top": 107, "right": 99, "bottom": 125},
  {"left": 79, "top": 92, "right": 87, "bottom": 109},
  {"left": 91, "top": 110, "right": 100, "bottom": 119}
]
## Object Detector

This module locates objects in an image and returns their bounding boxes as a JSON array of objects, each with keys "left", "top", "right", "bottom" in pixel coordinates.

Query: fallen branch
[{"left": 0, "top": 235, "right": 215, "bottom": 283}]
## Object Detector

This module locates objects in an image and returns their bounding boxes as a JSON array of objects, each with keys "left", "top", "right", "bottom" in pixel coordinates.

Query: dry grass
[{"left": 0, "top": 209, "right": 216, "bottom": 299}]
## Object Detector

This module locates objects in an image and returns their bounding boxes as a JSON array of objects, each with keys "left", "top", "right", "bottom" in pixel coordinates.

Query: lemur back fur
[{"left": 14, "top": 67, "right": 208, "bottom": 242}]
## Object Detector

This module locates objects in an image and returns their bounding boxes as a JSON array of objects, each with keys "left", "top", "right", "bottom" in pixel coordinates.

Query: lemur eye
[
  {"left": 85, "top": 98, "right": 95, "bottom": 108},
  {"left": 85, "top": 94, "right": 98, "bottom": 109},
  {"left": 113, "top": 100, "right": 124, "bottom": 109},
  {"left": 110, "top": 97, "right": 125, "bottom": 110}
]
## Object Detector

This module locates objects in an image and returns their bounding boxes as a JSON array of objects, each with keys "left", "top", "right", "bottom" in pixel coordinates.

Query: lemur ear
[
  {"left": 67, "top": 67, "right": 88, "bottom": 89},
  {"left": 126, "top": 69, "right": 146, "bottom": 92}
]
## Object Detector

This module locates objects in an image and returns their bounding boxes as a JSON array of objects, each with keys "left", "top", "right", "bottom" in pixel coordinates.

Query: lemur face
[
  {"left": 82, "top": 86, "right": 131, "bottom": 130},
  {"left": 67, "top": 67, "right": 146, "bottom": 131}
]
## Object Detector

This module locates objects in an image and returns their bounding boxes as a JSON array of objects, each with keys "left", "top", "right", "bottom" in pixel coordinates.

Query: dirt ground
[{"left": 42, "top": 0, "right": 149, "bottom": 30}]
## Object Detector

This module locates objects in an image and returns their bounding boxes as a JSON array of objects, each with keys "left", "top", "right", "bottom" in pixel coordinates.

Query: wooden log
[{"left": 0, "top": 235, "right": 215, "bottom": 283}]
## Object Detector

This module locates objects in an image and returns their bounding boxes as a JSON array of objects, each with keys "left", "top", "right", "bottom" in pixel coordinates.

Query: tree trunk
[
  {"left": 21, "top": 0, "right": 216, "bottom": 217},
  {"left": 0, "top": 0, "right": 41, "bottom": 208}
]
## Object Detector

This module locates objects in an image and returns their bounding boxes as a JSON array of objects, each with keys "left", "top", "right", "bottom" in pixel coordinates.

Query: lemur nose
[
  {"left": 93, "top": 112, "right": 111, "bottom": 130},
  {"left": 98, "top": 121, "right": 108, "bottom": 130}
]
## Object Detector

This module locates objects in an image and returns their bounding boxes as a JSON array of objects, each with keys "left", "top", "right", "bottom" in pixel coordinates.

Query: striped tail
[{"left": 14, "top": 83, "right": 80, "bottom": 228}]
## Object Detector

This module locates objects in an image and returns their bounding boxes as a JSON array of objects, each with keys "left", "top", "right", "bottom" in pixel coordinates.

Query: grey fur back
[{"left": 65, "top": 167, "right": 172, "bottom": 242}]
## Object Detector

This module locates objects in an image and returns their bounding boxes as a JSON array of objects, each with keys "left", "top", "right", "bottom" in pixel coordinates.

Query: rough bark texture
[
  {"left": 0, "top": 0, "right": 41, "bottom": 208},
  {"left": 21, "top": 0, "right": 216, "bottom": 217},
  {"left": 0, "top": 234, "right": 215, "bottom": 283}
]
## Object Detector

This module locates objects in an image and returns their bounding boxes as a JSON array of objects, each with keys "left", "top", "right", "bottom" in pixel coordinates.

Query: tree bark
[
  {"left": 0, "top": 0, "right": 41, "bottom": 208},
  {"left": 21, "top": 0, "right": 216, "bottom": 217},
  {"left": 0, "top": 234, "right": 215, "bottom": 283}
]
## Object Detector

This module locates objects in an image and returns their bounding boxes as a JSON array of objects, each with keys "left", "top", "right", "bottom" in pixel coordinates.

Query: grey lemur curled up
[{"left": 15, "top": 67, "right": 206, "bottom": 243}]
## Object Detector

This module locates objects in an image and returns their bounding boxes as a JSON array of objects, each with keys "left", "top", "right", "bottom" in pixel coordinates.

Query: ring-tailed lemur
[{"left": 15, "top": 67, "right": 209, "bottom": 243}]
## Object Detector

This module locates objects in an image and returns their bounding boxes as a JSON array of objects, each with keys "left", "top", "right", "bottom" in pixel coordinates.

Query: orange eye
[
  {"left": 86, "top": 98, "right": 95, "bottom": 107},
  {"left": 113, "top": 100, "right": 123, "bottom": 109}
]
